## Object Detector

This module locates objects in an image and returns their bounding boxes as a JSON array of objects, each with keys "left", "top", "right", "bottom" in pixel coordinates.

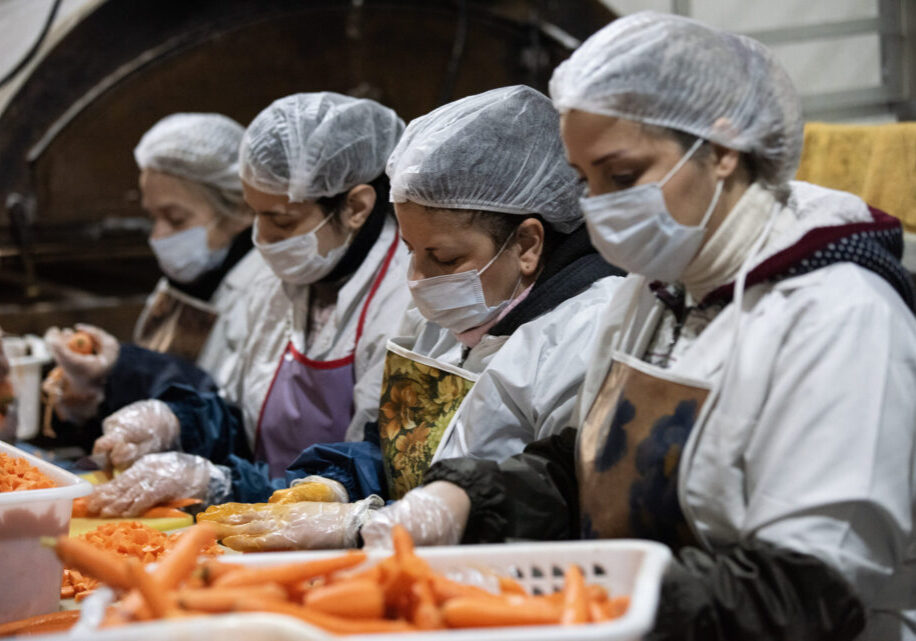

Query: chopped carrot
[
  {"left": 561, "top": 564, "right": 589, "bottom": 625},
  {"left": 71, "top": 497, "right": 91, "bottom": 517},
  {"left": 140, "top": 506, "right": 192, "bottom": 519},
  {"left": 214, "top": 551, "right": 367, "bottom": 588},
  {"left": 0, "top": 452, "right": 57, "bottom": 492}
]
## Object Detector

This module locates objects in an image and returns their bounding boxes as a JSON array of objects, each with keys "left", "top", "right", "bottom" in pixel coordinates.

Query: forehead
[
  {"left": 139, "top": 169, "right": 200, "bottom": 208},
  {"left": 394, "top": 202, "right": 487, "bottom": 242},
  {"left": 560, "top": 111, "right": 650, "bottom": 160},
  {"left": 242, "top": 180, "right": 292, "bottom": 212}
]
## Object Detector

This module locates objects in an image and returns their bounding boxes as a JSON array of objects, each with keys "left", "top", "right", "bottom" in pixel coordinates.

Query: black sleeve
[
  {"left": 647, "top": 542, "right": 866, "bottom": 641},
  {"left": 40, "top": 344, "right": 219, "bottom": 452},
  {"left": 423, "top": 426, "right": 580, "bottom": 543}
]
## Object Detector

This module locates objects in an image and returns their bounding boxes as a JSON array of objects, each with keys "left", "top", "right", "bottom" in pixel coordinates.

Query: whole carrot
[
  {"left": 304, "top": 579, "right": 385, "bottom": 619},
  {"left": 153, "top": 523, "right": 218, "bottom": 589},
  {"left": 235, "top": 597, "right": 417, "bottom": 634},
  {"left": 411, "top": 578, "right": 445, "bottom": 630},
  {"left": 442, "top": 596, "right": 561, "bottom": 628},
  {"left": 126, "top": 558, "right": 171, "bottom": 618},
  {"left": 429, "top": 574, "right": 500, "bottom": 604},
  {"left": 177, "top": 584, "right": 288, "bottom": 612},
  {"left": 214, "top": 551, "right": 367, "bottom": 588},
  {"left": 561, "top": 564, "right": 589, "bottom": 625}
]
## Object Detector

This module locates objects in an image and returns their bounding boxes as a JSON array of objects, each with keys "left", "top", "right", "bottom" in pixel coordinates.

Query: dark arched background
[{"left": 0, "top": 0, "right": 615, "bottom": 337}]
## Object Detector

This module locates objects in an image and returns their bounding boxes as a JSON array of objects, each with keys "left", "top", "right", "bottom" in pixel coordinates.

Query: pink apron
[{"left": 254, "top": 235, "right": 399, "bottom": 477}]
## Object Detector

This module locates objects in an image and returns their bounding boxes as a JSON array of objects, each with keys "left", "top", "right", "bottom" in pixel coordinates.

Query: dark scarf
[
  {"left": 489, "top": 224, "right": 625, "bottom": 336},
  {"left": 169, "top": 225, "right": 253, "bottom": 301}
]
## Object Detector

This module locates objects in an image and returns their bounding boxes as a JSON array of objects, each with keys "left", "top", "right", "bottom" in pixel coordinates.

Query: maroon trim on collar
[{"left": 700, "top": 206, "right": 901, "bottom": 306}]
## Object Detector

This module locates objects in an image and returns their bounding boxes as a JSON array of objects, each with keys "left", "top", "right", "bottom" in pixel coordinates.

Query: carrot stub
[
  {"left": 304, "top": 578, "right": 385, "bottom": 619},
  {"left": 561, "top": 563, "right": 589, "bottom": 625}
]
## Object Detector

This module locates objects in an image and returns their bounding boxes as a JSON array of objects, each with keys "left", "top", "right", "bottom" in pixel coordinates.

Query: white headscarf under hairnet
[
  {"left": 386, "top": 85, "right": 582, "bottom": 233},
  {"left": 134, "top": 113, "right": 245, "bottom": 194},
  {"left": 239, "top": 92, "right": 405, "bottom": 203},
  {"left": 549, "top": 11, "right": 803, "bottom": 188}
]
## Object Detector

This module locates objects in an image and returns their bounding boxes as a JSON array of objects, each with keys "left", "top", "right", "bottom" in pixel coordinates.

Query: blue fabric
[
  {"left": 286, "top": 439, "right": 387, "bottom": 501},
  {"left": 159, "top": 383, "right": 284, "bottom": 503}
]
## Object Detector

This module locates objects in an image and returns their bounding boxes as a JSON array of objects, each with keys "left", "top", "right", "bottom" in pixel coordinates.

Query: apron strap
[{"left": 354, "top": 231, "right": 400, "bottom": 350}]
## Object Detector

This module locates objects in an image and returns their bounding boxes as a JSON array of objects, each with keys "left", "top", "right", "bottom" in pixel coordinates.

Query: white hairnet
[
  {"left": 386, "top": 85, "right": 583, "bottom": 233},
  {"left": 240, "top": 92, "right": 405, "bottom": 202},
  {"left": 134, "top": 113, "right": 245, "bottom": 193},
  {"left": 550, "top": 11, "right": 804, "bottom": 188}
]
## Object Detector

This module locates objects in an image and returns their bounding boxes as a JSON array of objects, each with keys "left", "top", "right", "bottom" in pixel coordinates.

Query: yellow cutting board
[{"left": 69, "top": 515, "right": 194, "bottom": 537}]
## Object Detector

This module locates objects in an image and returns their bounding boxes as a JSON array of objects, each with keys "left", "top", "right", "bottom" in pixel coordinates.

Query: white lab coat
[
  {"left": 393, "top": 274, "right": 625, "bottom": 464},
  {"left": 136, "top": 249, "right": 272, "bottom": 398},
  {"left": 575, "top": 182, "right": 916, "bottom": 640},
  {"left": 226, "top": 217, "right": 411, "bottom": 450}
]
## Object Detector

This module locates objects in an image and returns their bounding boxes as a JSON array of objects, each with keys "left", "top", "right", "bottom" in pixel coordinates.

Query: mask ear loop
[{"left": 659, "top": 137, "right": 705, "bottom": 188}]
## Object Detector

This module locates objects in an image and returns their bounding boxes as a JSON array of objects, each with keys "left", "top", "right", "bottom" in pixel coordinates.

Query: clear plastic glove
[
  {"left": 268, "top": 476, "right": 349, "bottom": 504},
  {"left": 44, "top": 324, "right": 119, "bottom": 390},
  {"left": 92, "top": 399, "right": 180, "bottom": 469},
  {"left": 360, "top": 481, "right": 470, "bottom": 549},
  {"left": 86, "top": 452, "right": 230, "bottom": 518},
  {"left": 198, "top": 495, "right": 384, "bottom": 551}
]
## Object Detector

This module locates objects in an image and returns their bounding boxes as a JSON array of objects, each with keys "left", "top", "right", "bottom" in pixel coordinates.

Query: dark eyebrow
[{"left": 591, "top": 150, "right": 625, "bottom": 166}]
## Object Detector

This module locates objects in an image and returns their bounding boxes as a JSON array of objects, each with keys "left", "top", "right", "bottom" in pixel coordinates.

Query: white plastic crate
[
  {"left": 0, "top": 441, "right": 92, "bottom": 623},
  {"left": 30, "top": 539, "right": 670, "bottom": 640}
]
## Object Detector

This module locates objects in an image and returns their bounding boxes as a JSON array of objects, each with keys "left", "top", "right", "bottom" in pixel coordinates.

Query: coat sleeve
[
  {"left": 731, "top": 269, "right": 916, "bottom": 623},
  {"left": 285, "top": 437, "right": 387, "bottom": 501},
  {"left": 423, "top": 426, "right": 580, "bottom": 543}
]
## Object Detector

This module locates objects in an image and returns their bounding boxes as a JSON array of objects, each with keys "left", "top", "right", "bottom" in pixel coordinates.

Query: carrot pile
[
  {"left": 0, "top": 451, "right": 57, "bottom": 492},
  {"left": 61, "top": 521, "right": 222, "bottom": 601},
  {"left": 41, "top": 523, "right": 628, "bottom": 636}
]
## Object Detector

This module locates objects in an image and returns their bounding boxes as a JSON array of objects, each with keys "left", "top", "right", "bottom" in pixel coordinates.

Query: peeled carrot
[
  {"left": 561, "top": 564, "right": 589, "bottom": 625},
  {"left": 177, "top": 584, "right": 288, "bottom": 612},
  {"left": 67, "top": 331, "right": 96, "bottom": 355},
  {"left": 411, "top": 578, "right": 445, "bottom": 630},
  {"left": 195, "top": 560, "right": 245, "bottom": 586},
  {"left": 391, "top": 523, "right": 414, "bottom": 560},
  {"left": 442, "top": 596, "right": 561, "bottom": 628},
  {"left": 498, "top": 575, "right": 527, "bottom": 596},
  {"left": 0, "top": 610, "right": 81, "bottom": 637},
  {"left": 140, "top": 506, "right": 191, "bottom": 519},
  {"left": 608, "top": 595, "right": 630, "bottom": 618},
  {"left": 236, "top": 597, "right": 417, "bottom": 634},
  {"left": 429, "top": 574, "right": 500, "bottom": 604},
  {"left": 52, "top": 535, "right": 132, "bottom": 590},
  {"left": 214, "top": 551, "right": 367, "bottom": 588},
  {"left": 126, "top": 558, "right": 171, "bottom": 619},
  {"left": 153, "top": 523, "right": 217, "bottom": 590},
  {"left": 304, "top": 579, "right": 385, "bottom": 619}
]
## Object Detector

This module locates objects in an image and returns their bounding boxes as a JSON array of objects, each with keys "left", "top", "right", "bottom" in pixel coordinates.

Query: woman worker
[
  {"left": 197, "top": 86, "right": 625, "bottom": 547},
  {"left": 84, "top": 92, "right": 412, "bottom": 516},
  {"left": 296, "top": 13, "right": 915, "bottom": 640},
  {"left": 40, "top": 113, "right": 265, "bottom": 439}
]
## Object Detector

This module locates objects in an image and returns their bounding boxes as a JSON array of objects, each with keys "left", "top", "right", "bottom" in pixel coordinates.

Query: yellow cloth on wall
[{"left": 795, "top": 122, "right": 916, "bottom": 233}]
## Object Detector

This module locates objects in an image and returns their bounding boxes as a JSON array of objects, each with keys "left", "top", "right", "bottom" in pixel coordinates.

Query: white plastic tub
[
  {"left": 0, "top": 441, "right": 92, "bottom": 623},
  {"left": 40, "top": 539, "right": 669, "bottom": 641},
  {"left": 2, "top": 335, "right": 52, "bottom": 440}
]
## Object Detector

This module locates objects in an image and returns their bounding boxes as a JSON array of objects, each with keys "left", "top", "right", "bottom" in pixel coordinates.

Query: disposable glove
[
  {"left": 360, "top": 481, "right": 470, "bottom": 549},
  {"left": 92, "top": 399, "right": 180, "bottom": 469},
  {"left": 86, "top": 452, "right": 230, "bottom": 518},
  {"left": 268, "top": 475, "right": 349, "bottom": 504},
  {"left": 198, "top": 495, "right": 384, "bottom": 551},
  {"left": 42, "top": 324, "right": 119, "bottom": 424}
]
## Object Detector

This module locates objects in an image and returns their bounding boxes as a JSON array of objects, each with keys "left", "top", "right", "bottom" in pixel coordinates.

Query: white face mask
[
  {"left": 579, "top": 138, "right": 723, "bottom": 283},
  {"left": 149, "top": 224, "right": 229, "bottom": 284},
  {"left": 408, "top": 233, "right": 521, "bottom": 334},
  {"left": 253, "top": 212, "right": 350, "bottom": 285}
]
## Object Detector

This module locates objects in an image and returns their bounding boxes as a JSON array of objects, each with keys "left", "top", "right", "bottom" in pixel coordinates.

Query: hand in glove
[
  {"left": 360, "top": 481, "right": 470, "bottom": 549},
  {"left": 268, "top": 476, "right": 349, "bottom": 504},
  {"left": 42, "top": 324, "right": 119, "bottom": 424},
  {"left": 92, "top": 399, "right": 180, "bottom": 469},
  {"left": 44, "top": 324, "right": 119, "bottom": 390},
  {"left": 87, "top": 452, "right": 230, "bottom": 518},
  {"left": 198, "top": 495, "right": 384, "bottom": 551}
]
